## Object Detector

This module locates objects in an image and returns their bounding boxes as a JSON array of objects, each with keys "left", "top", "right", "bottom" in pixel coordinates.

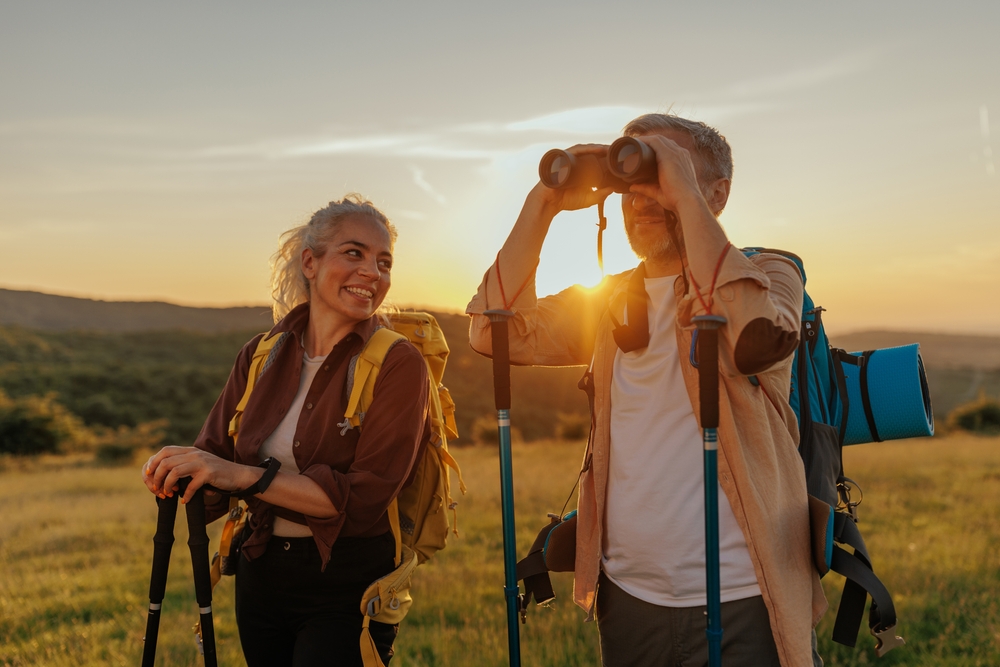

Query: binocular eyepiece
[{"left": 538, "top": 137, "right": 658, "bottom": 193}]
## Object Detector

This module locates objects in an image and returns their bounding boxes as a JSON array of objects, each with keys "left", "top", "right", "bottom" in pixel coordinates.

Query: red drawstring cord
[
  {"left": 688, "top": 242, "right": 732, "bottom": 315},
  {"left": 494, "top": 251, "right": 537, "bottom": 310}
]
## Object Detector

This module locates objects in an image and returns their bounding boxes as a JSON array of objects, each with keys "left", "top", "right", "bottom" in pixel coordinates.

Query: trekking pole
[
  {"left": 485, "top": 309, "right": 523, "bottom": 667},
  {"left": 141, "top": 478, "right": 219, "bottom": 667},
  {"left": 142, "top": 489, "right": 179, "bottom": 667},
  {"left": 183, "top": 479, "right": 218, "bottom": 667},
  {"left": 693, "top": 314, "right": 727, "bottom": 667}
]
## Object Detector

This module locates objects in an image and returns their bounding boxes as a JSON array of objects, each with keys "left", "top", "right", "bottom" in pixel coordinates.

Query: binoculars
[{"left": 538, "top": 137, "right": 657, "bottom": 194}]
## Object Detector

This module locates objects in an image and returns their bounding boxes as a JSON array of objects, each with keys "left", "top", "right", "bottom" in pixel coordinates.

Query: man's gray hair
[{"left": 623, "top": 114, "right": 733, "bottom": 184}]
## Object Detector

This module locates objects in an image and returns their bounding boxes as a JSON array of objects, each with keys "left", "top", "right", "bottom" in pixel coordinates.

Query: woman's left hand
[{"left": 143, "top": 446, "right": 256, "bottom": 505}]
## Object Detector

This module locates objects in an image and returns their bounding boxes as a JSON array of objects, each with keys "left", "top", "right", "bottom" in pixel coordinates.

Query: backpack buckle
[
  {"left": 872, "top": 624, "right": 905, "bottom": 657},
  {"left": 838, "top": 478, "right": 863, "bottom": 523}
]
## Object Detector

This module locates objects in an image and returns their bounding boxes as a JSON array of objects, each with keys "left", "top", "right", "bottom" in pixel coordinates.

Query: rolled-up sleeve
[
  {"left": 193, "top": 334, "right": 262, "bottom": 523},
  {"left": 682, "top": 247, "right": 803, "bottom": 377},
  {"left": 466, "top": 264, "right": 622, "bottom": 367}
]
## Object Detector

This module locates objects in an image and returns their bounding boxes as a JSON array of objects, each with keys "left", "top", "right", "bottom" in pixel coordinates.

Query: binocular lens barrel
[
  {"left": 607, "top": 137, "right": 657, "bottom": 183},
  {"left": 612, "top": 142, "right": 641, "bottom": 175},
  {"left": 538, "top": 139, "right": 658, "bottom": 191},
  {"left": 539, "top": 149, "right": 574, "bottom": 188}
]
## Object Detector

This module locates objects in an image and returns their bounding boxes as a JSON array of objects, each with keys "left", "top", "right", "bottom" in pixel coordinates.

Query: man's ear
[{"left": 704, "top": 178, "right": 731, "bottom": 216}]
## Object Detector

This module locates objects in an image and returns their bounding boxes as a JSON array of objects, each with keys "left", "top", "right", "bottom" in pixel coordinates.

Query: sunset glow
[{"left": 2, "top": 2, "right": 998, "bottom": 334}]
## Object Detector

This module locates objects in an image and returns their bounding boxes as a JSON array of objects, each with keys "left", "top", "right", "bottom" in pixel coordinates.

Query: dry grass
[{"left": 2, "top": 435, "right": 1000, "bottom": 665}]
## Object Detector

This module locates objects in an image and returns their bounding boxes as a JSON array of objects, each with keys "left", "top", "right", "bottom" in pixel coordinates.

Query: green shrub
[
  {"left": 94, "top": 419, "right": 168, "bottom": 466},
  {"left": 947, "top": 394, "right": 1000, "bottom": 435},
  {"left": 0, "top": 391, "right": 92, "bottom": 455},
  {"left": 555, "top": 412, "right": 589, "bottom": 440},
  {"left": 470, "top": 413, "right": 523, "bottom": 445}
]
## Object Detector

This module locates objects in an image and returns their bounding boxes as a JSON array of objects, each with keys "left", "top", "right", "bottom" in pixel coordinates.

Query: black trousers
[{"left": 235, "top": 532, "right": 398, "bottom": 667}]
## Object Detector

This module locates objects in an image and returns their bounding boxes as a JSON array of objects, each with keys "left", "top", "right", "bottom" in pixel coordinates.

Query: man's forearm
[
  {"left": 675, "top": 194, "right": 732, "bottom": 289},
  {"left": 493, "top": 185, "right": 557, "bottom": 306}
]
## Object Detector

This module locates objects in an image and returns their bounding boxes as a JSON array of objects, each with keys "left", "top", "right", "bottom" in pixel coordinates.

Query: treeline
[
  {"left": 4, "top": 314, "right": 998, "bottom": 457},
  {"left": 0, "top": 314, "right": 591, "bottom": 454}
]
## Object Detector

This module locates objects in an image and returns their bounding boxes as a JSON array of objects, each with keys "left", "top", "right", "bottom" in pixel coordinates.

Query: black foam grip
[
  {"left": 143, "top": 493, "right": 179, "bottom": 667},
  {"left": 184, "top": 488, "right": 213, "bottom": 607},
  {"left": 147, "top": 494, "right": 178, "bottom": 600},
  {"left": 490, "top": 319, "right": 512, "bottom": 410},
  {"left": 698, "top": 328, "right": 721, "bottom": 429}
]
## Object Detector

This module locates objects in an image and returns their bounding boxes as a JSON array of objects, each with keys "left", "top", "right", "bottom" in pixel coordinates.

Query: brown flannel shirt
[{"left": 195, "top": 303, "right": 430, "bottom": 568}]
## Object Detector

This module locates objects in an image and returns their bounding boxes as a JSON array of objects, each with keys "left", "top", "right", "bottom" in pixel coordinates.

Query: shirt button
[
  {"left": 306, "top": 403, "right": 313, "bottom": 409},
  {"left": 294, "top": 441, "right": 300, "bottom": 448},
  {"left": 323, "top": 365, "right": 330, "bottom": 371}
]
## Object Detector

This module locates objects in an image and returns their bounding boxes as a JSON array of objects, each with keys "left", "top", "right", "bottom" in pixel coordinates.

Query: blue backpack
[{"left": 744, "top": 248, "right": 933, "bottom": 657}]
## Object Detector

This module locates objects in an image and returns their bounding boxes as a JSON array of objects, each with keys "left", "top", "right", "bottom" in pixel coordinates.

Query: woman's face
[{"left": 301, "top": 215, "right": 393, "bottom": 325}]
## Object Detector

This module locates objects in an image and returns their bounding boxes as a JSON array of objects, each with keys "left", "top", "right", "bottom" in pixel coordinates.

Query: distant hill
[
  {"left": 2, "top": 288, "right": 998, "bottom": 443},
  {"left": 0, "top": 290, "right": 588, "bottom": 444},
  {"left": 0, "top": 288, "right": 274, "bottom": 333},
  {"left": 831, "top": 331, "right": 1000, "bottom": 370}
]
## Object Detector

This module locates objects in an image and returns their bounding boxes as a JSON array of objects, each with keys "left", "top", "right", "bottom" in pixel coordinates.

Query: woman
[{"left": 142, "top": 194, "right": 430, "bottom": 666}]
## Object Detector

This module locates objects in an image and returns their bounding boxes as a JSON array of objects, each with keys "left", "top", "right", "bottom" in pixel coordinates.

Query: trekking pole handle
[
  {"left": 485, "top": 310, "right": 514, "bottom": 411},
  {"left": 183, "top": 478, "right": 219, "bottom": 666},
  {"left": 692, "top": 315, "right": 727, "bottom": 430},
  {"left": 142, "top": 488, "right": 180, "bottom": 667}
]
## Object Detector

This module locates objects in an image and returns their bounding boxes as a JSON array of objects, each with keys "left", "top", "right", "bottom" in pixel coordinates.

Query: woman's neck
[{"left": 303, "top": 306, "right": 362, "bottom": 357}]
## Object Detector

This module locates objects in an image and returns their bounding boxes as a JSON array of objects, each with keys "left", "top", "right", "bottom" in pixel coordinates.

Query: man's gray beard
[{"left": 625, "top": 225, "right": 674, "bottom": 264}]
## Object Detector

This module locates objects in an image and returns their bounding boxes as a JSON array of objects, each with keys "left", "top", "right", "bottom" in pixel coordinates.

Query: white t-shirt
[
  {"left": 602, "top": 275, "right": 761, "bottom": 607},
  {"left": 258, "top": 350, "right": 328, "bottom": 537}
]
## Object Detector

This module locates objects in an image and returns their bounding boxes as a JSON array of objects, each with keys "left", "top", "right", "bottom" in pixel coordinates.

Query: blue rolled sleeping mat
[{"left": 838, "top": 343, "right": 934, "bottom": 446}]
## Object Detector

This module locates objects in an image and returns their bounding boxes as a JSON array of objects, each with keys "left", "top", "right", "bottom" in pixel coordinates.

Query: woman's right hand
[
  {"left": 531, "top": 143, "right": 615, "bottom": 218},
  {"left": 141, "top": 446, "right": 259, "bottom": 504}
]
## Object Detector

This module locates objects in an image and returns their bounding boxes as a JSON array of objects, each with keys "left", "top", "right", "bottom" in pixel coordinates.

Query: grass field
[{"left": 2, "top": 434, "right": 1000, "bottom": 666}]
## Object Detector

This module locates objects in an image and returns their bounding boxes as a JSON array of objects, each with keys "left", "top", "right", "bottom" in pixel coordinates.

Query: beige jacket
[{"left": 467, "top": 246, "right": 827, "bottom": 667}]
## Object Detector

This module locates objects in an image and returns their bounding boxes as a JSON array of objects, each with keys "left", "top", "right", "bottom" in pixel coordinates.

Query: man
[{"left": 466, "top": 113, "right": 826, "bottom": 666}]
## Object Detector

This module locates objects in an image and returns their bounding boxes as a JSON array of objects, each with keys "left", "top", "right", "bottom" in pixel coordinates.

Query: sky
[{"left": 1, "top": 1, "right": 998, "bottom": 335}]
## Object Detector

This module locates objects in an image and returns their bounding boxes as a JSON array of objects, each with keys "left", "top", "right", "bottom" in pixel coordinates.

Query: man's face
[{"left": 621, "top": 129, "right": 703, "bottom": 263}]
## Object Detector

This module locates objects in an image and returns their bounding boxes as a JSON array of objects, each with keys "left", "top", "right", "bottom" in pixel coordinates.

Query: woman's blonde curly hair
[{"left": 269, "top": 194, "right": 398, "bottom": 323}]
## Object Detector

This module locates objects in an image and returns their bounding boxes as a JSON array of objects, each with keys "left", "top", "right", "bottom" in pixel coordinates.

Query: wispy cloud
[
  {"left": 285, "top": 134, "right": 429, "bottom": 157},
  {"left": 716, "top": 51, "right": 876, "bottom": 99},
  {"left": 185, "top": 103, "right": 761, "bottom": 165},
  {"left": 410, "top": 166, "right": 448, "bottom": 205},
  {"left": 505, "top": 106, "right": 647, "bottom": 134}
]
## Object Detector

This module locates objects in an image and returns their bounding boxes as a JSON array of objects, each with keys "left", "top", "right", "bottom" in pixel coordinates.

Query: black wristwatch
[{"left": 234, "top": 457, "right": 282, "bottom": 499}]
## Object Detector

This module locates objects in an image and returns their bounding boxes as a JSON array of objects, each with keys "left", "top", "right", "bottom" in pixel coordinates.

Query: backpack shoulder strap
[
  {"left": 343, "top": 327, "right": 408, "bottom": 568},
  {"left": 228, "top": 331, "right": 286, "bottom": 440},
  {"left": 345, "top": 327, "right": 407, "bottom": 427}
]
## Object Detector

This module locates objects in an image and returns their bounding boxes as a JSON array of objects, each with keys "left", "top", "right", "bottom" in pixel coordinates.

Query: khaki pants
[{"left": 596, "top": 572, "right": 781, "bottom": 667}]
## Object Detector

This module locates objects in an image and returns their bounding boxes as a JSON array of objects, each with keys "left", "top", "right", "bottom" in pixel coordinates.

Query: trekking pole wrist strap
[{"left": 233, "top": 457, "right": 281, "bottom": 499}]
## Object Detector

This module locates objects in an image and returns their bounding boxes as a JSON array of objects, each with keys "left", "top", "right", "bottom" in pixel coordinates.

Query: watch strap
[{"left": 234, "top": 457, "right": 281, "bottom": 499}]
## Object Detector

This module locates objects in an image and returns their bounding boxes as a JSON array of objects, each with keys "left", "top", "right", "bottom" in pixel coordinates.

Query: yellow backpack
[{"left": 211, "top": 312, "right": 465, "bottom": 667}]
